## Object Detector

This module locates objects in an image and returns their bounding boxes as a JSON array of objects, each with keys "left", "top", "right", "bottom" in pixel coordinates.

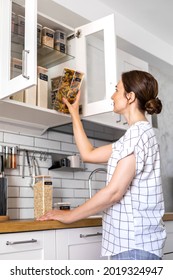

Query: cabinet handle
[
  {"left": 22, "top": 49, "right": 30, "bottom": 79},
  {"left": 80, "top": 232, "right": 102, "bottom": 238},
  {"left": 6, "top": 238, "right": 37, "bottom": 245}
]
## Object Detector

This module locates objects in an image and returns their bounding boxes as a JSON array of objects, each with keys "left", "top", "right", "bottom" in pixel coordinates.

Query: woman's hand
[
  {"left": 62, "top": 91, "right": 81, "bottom": 117},
  {"left": 37, "top": 209, "right": 73, "bottom": 224}
]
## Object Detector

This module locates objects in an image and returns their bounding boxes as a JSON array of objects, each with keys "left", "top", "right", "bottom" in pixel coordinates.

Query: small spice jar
[{"left": 33, "top": 175, "right": 53, "bottom": 219}]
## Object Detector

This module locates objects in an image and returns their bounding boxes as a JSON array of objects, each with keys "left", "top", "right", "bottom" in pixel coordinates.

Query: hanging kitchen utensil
[{"left": 0, "top": 155, "right": 9, "bottom": 221}]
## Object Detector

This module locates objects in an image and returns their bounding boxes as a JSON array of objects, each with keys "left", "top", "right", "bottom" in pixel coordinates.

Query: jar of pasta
[{"left": 33, "top": 175, "right": 53, "bottom": 219}]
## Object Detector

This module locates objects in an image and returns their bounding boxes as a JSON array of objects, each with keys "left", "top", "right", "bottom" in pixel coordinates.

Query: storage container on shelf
[
  {"left": 54, "top": 42, "right": 66, "bottom": 53},
  {"left": 33, "top": 175, "right": 53, "bottom": 219},
  {"left": 11, "top": 12, "right": 18, "bottom": 34},
  {"left": 24, "top": 66, "right": 48, "bottom": 107},
  {"left": 10, "top": 58, "right": 24, "bottom": 102},
  {"left": 37, "top": 23, "right": 42, "bottom": 45},
  {"left": 54, "top": 30, "right": 66, "bottom": 44},
  {"left": 42, "top": 27, "right": 55, "bottom": 49},
  {"left": 37, "top": 66, "right": 48, "bottom": 108},
  {"left": 18, "top": 15, "right": 25, "bottom": 36}
]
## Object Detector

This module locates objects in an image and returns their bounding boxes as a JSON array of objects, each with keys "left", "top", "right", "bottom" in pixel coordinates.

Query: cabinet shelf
[
  {"left": 0, "top": 99, "right": 71, "bottom": 135},
  {"left": 37, "top": 44, "right": 74, "bottom": 68},
  {"left": 11, "top": 33, "right": 74, "bottom": 68},
  {"left": 49, "top": 166, "right": 86, "bottom": 172}
]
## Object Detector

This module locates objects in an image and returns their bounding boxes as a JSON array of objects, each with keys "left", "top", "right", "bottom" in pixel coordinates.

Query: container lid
[
  {"left": 42, "top": 27, "right": 55, "bottom": 33},
  {"left": 55, "top": 30, "right": 66, "bottom": 34}
]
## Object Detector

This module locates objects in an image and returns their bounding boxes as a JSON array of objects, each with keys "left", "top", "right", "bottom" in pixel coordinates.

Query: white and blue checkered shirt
[{"left": 102, "top": 121, "right": 166, "bottom": 258}]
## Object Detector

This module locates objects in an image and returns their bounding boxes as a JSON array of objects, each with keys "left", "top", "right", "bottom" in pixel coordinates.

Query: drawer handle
[
  {"left": 6, "top": 238, "right": 37, "bottom": 245},
  {"left": 80, "top": 232, "right": 102, "bottom": 238}
]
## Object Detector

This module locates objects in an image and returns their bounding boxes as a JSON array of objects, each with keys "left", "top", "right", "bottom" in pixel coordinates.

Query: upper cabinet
[
  {"left": 0, "top": 0, "right": 150, "bottom": 135},
  {"left": 75, "top": 14, "right": 116, "bottom": 117},
  {"left": 0, "top": 0, "right": 37, "bottom": 99}
]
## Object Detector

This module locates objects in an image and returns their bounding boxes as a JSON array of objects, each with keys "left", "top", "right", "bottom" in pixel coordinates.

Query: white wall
[{"left": 53, "top": 0, "right": 173, "bottom": 68}]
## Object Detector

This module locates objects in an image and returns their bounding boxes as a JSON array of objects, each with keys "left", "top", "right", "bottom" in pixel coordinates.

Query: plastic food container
[
  {"left": 54, "top": 30, "right": 66, "bottom": 44},
  {"left": 42, "top": 27, "right": 55, "bottom": 48},
  {"left": 37, "top": 66, "right": 48, "bottom": 108},
  {"left": 10, "top": 58, "right": 24, "bottom": 102},
  {"left": 33, "top": 175, "right": 53, "bottom": 219},
  {"left": 18, "top": 15, "right": 25, "bottom": 36},
  {"left": 11, "top": 12, "right": 18, "bottom": 34},
  {"left": 51, "top": 76, "right": 62, "bottom": 91},
  {"left": 54, "top": 42, "right": 66, "bottom": 53},
  {"left": 37, "top": 23, "right": 42, "bottom": 45},
  {"left": 53, "top": 68, "right": 84, "bottom": 113}
]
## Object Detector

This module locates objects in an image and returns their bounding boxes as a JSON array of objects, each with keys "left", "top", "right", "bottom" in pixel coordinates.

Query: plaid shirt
[{"left": 102, "top": 121, "right": 166, "bottom": 258}]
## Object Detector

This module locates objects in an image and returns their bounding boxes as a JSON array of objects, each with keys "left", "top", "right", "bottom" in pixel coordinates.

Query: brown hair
[{"left": 121, "top": 70, "right": 162, "bottom": 114}]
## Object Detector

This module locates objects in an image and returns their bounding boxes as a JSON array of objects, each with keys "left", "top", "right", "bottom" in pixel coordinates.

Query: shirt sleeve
[{"left": 114, "top": 126, "right": 146, "bottom": 175}]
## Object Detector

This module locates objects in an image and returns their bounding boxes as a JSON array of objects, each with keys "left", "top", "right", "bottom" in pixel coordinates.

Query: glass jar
[{"left": 33, "top": 175, "right": 53, "bottom": 219}]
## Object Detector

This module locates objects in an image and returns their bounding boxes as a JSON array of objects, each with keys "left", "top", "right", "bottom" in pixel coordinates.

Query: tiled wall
[{"left": 0, "top": 129, "right": 107, "bottom": 220}]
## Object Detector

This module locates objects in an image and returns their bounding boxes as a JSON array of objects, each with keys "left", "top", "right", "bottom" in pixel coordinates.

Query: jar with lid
[{"left": 33, "top": 175, "right": 53, "bottom": 219}]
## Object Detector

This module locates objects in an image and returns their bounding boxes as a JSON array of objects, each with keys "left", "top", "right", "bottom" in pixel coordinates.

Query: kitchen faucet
[{"left": 88, "top": 168, "right": 107, "bottom": 199}]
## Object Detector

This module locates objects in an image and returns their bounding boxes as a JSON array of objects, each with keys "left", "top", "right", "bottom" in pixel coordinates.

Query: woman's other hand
[{"left": 37, "top": 210, "right": 72, "bottom": 224}]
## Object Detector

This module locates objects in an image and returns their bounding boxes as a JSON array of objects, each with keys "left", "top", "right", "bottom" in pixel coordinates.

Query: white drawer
[
  {"left": 0, "top": 231, "right": 44, "bottom": 254},
  {"left": 68, "top": 226, "right": 102, "bottom": 245}
]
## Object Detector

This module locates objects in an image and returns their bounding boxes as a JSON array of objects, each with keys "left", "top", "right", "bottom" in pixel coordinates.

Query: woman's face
[{"left": 111, "top": 80, "right": 128, "bottom": 114}]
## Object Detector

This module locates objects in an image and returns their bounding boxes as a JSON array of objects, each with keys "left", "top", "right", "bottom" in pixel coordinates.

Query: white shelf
[{"left": 0, "top": 99, "right": 71, "bottom": 135}]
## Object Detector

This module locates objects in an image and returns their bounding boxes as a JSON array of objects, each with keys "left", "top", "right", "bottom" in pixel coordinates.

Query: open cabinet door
[
  {"left": 75, "top": 14, "right": 117, "bottom": 117},
  {"left": 0, "top": 0, "right": 37, "bottom": 99}
]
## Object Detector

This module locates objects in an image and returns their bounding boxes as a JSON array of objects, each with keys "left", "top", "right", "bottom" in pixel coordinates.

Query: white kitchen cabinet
[
  {"left": 75, "top": 14, "right": 116, "bottom": 117},
  {"left": 0, "top": 0, "right": 37, "bottom": 99},
  {"left": 0, "top": 230, "right": 56, "bottom": 260},
  {"left": 163, "top": 221, "right": 173, "bottom": 260},
  {"left": 56, "top": 226, "right": 106, "bottom": 260},
  {"left": 0, "top": 0, "right": 118, "bottom": 135},
  {"left": 84, "top": 48, "right": 149, "bottom": 129}
]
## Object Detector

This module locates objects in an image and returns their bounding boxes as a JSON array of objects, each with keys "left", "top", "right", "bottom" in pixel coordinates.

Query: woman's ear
[{"left": 127, "top": 91, "right": 136, "bottom": 104}]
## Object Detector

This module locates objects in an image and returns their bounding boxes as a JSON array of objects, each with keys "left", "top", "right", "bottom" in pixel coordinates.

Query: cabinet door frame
[
  {"left": 0, "top": 0, "right": 37, "bottom": 99},
  {"left": 75, "top": 14, "right": 117, "bottom": 117}
]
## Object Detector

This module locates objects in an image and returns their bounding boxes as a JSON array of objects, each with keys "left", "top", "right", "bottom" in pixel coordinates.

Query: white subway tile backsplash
[
  {"left": 20, "top": 186, "right": 34, "bottom": 197},
  {"left": 35, "top": 137, "right": 61, "bottom": 150},
  {"left": 7, "top": 208, "right": 20, "bottom": 220},
  {"left": 4, "top": 133, "right": 34, "bottom": 146},
  {"left": 48, "top": 131, "right": 73, "bottom": 143},
  {"left": 1, "top": 129, "right": 108, "bottom": 219},
  {"left": 61, "top": 142, "right": 78, "bottom": 153},
  {"left": 62, "top": 179, "right": 85, "bottom": 189},
  {"left": 8, "top": 186, "right": 20, "bottom": 197},
  {"left": 20, "top": 208, "right": 34, "bottom": 219}
]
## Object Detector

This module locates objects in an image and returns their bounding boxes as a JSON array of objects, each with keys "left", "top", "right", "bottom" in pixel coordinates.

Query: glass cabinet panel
[
  {"left": 75, "top": 14, "right": 117, "bottom": 117},
  {"left": 86, "top": 30, "right": 106, "bottom": 104},
  {"left": 0, "top": 0, "right": 37, "bottom": 99}
]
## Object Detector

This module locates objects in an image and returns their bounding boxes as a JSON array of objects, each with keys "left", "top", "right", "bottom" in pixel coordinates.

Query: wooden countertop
[
  {"left": 0, "top": 213, "right": 172, "bottom": 234},
  {"left": 0, "top": 217, "right": 102, "bottom": 234}
]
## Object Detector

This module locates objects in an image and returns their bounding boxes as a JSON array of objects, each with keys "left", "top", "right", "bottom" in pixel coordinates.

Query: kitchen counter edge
[
  {"left": 0, "top": 217, "right": 102, "bottom": 234},
  {"left": 0, "top": 213, "right": 172, "bottom": 234}
]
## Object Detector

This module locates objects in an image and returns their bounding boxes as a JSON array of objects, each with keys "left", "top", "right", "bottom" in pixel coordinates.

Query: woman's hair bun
[{"left": 145, "top": 97, "right": 162, "bottom": 115}]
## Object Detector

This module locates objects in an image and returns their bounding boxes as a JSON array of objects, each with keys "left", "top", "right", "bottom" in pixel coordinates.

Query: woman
[{"left": 38, "top": 70, "right": 166, "bottom": 260}]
